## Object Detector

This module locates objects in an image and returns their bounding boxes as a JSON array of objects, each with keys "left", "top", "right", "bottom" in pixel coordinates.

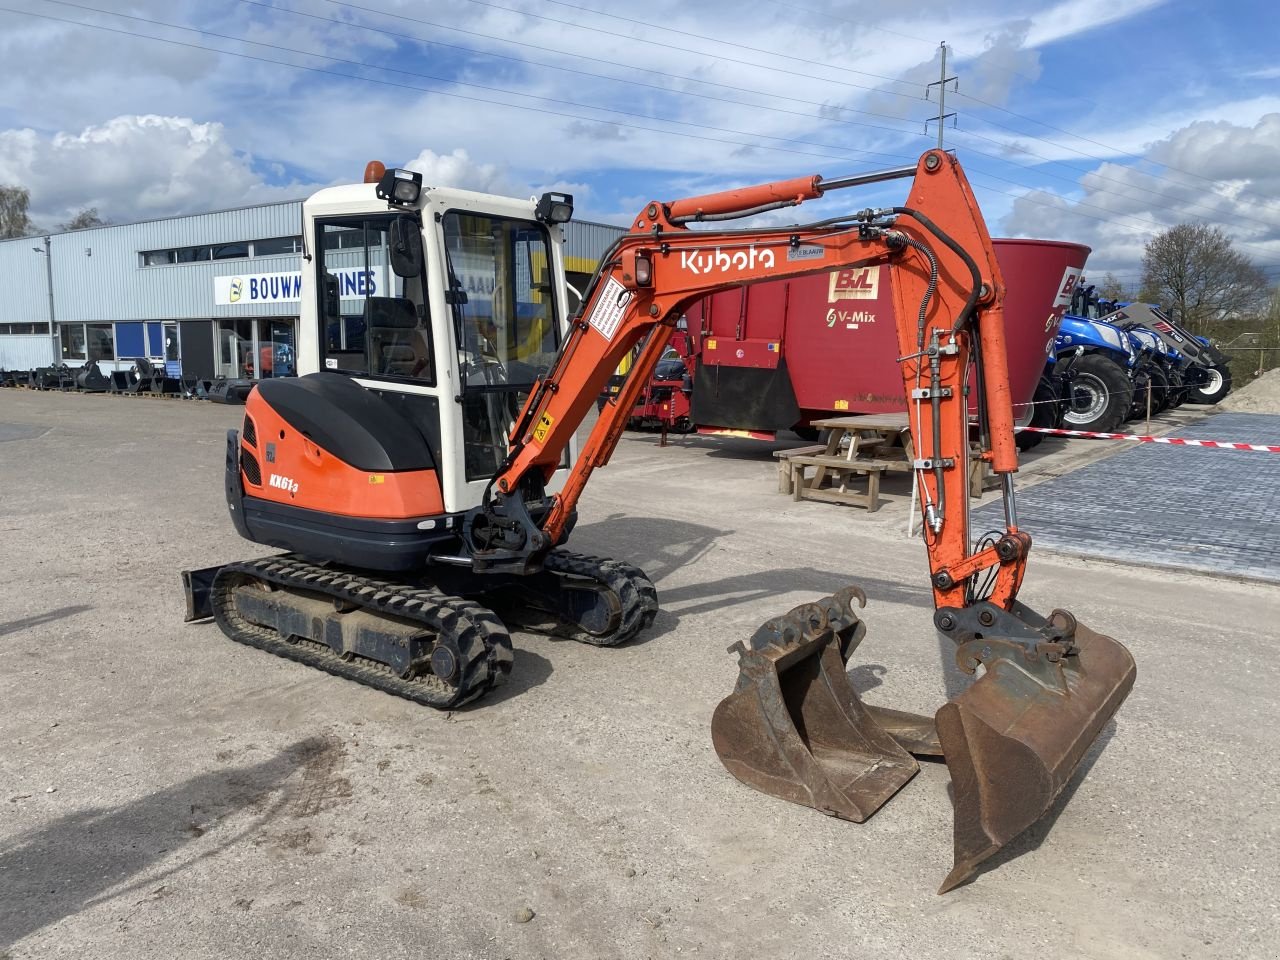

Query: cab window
[{"left": 316, "top": 216, "right": 434, "bottom": 384}]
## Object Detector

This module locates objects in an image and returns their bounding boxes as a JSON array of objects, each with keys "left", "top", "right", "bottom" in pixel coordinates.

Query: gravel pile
[{"left": 1220, "top": 367, "right": 1280, "bottom": 414}]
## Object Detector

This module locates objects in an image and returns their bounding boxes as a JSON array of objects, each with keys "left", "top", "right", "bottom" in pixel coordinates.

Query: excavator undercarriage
[{"left": 185, "top": 547, "right": 658, "bottom": 708}]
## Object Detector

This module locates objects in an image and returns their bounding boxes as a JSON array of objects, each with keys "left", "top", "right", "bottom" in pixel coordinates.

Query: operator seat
[{"left": 364, "top": 296, "right": 420, "bottom": 377}]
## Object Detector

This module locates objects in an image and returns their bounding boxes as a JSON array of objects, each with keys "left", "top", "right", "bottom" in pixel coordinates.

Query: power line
[
  {"left": 10, "top": 1, "right": 1280, "bottom": 272},
  {"left": 335, "top": 0, "right": 1280, "bottom": 213},
  {"left": 427, "top": 0, "right": 925, "bottom": 105},
  {"left": 234, "top": 0, "right": 925, "bottom": 143},
  {"left": 36, "top": 0, "right": 923, "bottom": 170},
  {"left": 307, "top": 0, "right": 1280, "bottom": 236},
  {"left": 0, "top": 5, "right": 916, "bottom": 173},
  {"left": 473, "top": 0, "right": 925, "bottom": 92}
]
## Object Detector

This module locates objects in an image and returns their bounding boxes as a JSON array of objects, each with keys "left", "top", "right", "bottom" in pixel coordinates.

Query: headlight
[{"left": 1094, "top": 322, "right": 1124, "bottom": 351}]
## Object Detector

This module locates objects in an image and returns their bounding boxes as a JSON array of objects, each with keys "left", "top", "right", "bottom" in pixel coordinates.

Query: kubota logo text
[
  {"left": 680, "top": 246, "right": 776, "bottom": 275},
  {"left": 269, "top": 473, "right": 299, "bottom": 494},
  {"left": 828, "top": 266, "right": 880, "bottom": 301}
]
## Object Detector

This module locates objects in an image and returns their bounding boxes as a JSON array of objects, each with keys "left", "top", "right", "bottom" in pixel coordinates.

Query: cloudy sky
[{"left": 1, "top": 0, "right": 1278, "bottom": 286}]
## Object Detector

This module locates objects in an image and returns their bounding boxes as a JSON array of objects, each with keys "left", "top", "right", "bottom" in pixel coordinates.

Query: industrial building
[{"left": 0, "top": 199, "right": 625, "bottom": 380}]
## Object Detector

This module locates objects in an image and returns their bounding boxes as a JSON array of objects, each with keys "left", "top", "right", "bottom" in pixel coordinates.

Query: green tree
[
  {"left": 0, "top": 184, "right": 36, "bottom": 239},
  {"left": 1140, "top": 223, "right": 1268, "bottom": 332},
  {"left": 59, "top": 207, "right": 106, "bottom": 231}
]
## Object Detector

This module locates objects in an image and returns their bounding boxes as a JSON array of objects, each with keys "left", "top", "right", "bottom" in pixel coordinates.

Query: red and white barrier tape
[{"left": 1016, "top": 425, "right": 1280, "bottom": 453}]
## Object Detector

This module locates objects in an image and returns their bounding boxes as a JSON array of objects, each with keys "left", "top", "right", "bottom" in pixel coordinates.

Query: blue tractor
[
  {"left": 1053, "top": 310, "right": 1139, "bottom": 432},
  {"left": 1102, "top": 301, "right": 1232, "bottom": 405}
]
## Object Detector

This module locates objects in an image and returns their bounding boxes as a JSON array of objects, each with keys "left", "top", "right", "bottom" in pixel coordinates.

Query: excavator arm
[
  {"left": 467, "top": 150, "right": 1020, "bottom": 607},
  {"left": 463, "top": 150, "right": 1135, "bottom": 893}
]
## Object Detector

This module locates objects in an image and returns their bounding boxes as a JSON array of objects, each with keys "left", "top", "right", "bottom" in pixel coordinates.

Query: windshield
[{"left": 442, "top": 211, "right": 561, "bottom": 479}]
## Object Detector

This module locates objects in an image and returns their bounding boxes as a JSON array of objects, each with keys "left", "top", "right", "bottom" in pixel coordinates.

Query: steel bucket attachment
[
  {"left": 711, "top": 587, "right": 922, "bottom": 822},
  {"left": 933, "top": 602, "right": 1136, "bottom": 893}
]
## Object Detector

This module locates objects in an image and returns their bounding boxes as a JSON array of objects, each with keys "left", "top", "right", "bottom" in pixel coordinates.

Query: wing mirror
[{"left": 389, "top": 215, "right": 424, "bottom": 278}]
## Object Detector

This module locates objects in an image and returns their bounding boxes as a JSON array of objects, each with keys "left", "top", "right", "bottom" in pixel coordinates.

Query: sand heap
[{"left": 1219, "top": 367, "right": 1280, "bottom": 414}]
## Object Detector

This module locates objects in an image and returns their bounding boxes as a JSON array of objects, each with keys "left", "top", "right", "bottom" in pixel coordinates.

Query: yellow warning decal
[
  {"left": 834, "top": 399, "right": 849, "bottom": 410},
  {"left": 369, "top": 474, "right": 385, "bottom": 484},
  {"left": 533, "top": 413, "right": 555, "bottom": 444}
]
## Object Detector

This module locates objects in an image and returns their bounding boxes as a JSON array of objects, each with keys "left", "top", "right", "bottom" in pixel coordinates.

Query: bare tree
[
  {"left": 1095, "top": 271, "right": 1132, "bottom": 302},
  {"left": 0, "top": 184, "right": 36, "bottom": 239},
  {"left": 1140, "top": 223, "right": 1269, "bottom": 332},
  {"left": 59, "top": 207, "right": 106, "bottom": 231}
]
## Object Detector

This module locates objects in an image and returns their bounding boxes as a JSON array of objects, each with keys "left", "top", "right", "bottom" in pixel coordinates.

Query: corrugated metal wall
[
  {"left": 51, "top": 201, "right": 305, "bottom": 322},
  {"left": 565, "top": 219, "right": 626, "bottom": 266},
  {"left": 0, "top": 335, "right": 56, "bottom": 369},
  {"left": 0, "top": 237, "right": 54, "bottom": 325}
]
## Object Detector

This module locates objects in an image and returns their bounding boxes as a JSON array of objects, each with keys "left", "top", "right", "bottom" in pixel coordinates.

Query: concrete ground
[{"left": 1, "top": 390, "right": 1277, "bottom": 960}]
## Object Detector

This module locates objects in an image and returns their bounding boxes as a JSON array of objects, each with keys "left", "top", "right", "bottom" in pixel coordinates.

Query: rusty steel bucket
[
  {"left": 934, "top": 607, "right": 1136, "bottom": 892},
  {"left": 712, "top": 590, "right": 1135, "bottom": 893},
  {"left": 710, "top": 588, "right": 924, "bottom": 822}
]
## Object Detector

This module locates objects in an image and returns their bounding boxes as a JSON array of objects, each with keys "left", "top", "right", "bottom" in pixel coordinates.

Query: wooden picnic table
[{"left": 776, "top": 411, "right": 987, "bottom": 510}]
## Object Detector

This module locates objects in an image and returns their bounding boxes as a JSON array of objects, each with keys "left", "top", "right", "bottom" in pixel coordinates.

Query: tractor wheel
[
  {"left": 1063, "top": 354, "right": 1132, "bottom": 433},
  {"left": 1145, "top": 366, "right": 1171, "bottom": 414},
  {"left": 1188, "top": 364, "right": 1233, "bottom": 404}
]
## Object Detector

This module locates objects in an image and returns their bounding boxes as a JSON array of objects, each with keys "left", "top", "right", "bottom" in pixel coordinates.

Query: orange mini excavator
[{"left": 183, "top": 151, "right": 1135, "bottom": 891}]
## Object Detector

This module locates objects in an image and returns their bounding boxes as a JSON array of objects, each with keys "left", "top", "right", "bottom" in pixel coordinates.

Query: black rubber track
[
  {"left": 211, "top": 554, "right": 512, "bottom": 709},
  {"left": 540, "top": 549, "right": 659, "bottom": 647}
]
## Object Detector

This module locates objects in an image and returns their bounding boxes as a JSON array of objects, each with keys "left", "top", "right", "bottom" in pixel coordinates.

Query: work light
[
  {"left": 536, "top": 191, "right": 574, "bottom": 224},
  {"left": 377, "top": 168, "right": 423, "bottom": 207}
]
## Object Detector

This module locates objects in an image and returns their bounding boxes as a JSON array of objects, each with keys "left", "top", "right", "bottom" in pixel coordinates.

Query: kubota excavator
[{"left": 182, "top": 150, "right": 1135, "bottom": 892}]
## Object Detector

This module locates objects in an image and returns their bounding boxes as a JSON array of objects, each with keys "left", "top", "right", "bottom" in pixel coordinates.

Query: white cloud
[
  {"left": 1023, "top": 0, "right": 1168, "bottom": 48},
  {"left": 1001, "top": 113, "right": 1280, "bottom": 280},
  {"left": 0, "top": 115, "right": 306, "bottom": 226},
  {"left": 405, "top": 147, "right": 518, "bottom": 195}
]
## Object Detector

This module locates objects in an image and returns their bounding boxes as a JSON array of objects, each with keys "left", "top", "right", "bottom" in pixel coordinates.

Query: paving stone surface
[{"left": 974, "top": 412, "right": 1280, "bottom": 583}]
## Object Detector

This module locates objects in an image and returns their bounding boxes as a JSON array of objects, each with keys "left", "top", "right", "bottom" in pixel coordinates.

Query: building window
[
  {"left": 58, "top": 322, "right": 116, "bottom": 361},
  {"left": 212, "top": 242, "right": 249, "bottom": 260},
  {"left": 88, "top": 323, "right": 115, "bottom": 361},
  {"left": 175, "top": 246, "right": 211, "bottom": 263},
  {"left": 142, "top": 236, "right": 306, "bottom": 266},
  {"left": 0, "top": 323, "right": 50, "bottom": 335},
  {"left": 60, "top": 324, "right": 87, "bottom": 360},
  {"left": 254, "top": 236, "right": 303, "bottom": 256}
]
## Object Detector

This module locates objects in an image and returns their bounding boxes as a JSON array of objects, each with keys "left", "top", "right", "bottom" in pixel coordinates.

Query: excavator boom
[{"left": 462, "top": 150, "right": 1135, "bottom": 892}]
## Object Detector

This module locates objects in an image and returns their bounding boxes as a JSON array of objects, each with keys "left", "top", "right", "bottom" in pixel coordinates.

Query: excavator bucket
[
  {"left": 713, "top": 591, "right": 1135, "bottom": 893},
  {"left": 710, "top": 588, "right": 924, "bottom": 822},
  {"left": 934, "top": 608, "right": 1136, "bottom": 892}
]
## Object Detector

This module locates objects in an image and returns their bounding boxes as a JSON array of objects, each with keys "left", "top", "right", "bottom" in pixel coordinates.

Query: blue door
[
  {"left": 146, "top": 322, "right": 164, "bottom": 357},
  {"left": 116, "top": 322, "right": 145, "bottom": 358}
]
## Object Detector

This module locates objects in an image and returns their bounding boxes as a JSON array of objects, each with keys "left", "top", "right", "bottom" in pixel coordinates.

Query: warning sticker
[
  {"left": 587, "top": 277, "right": 632, "bottom": 341},
  {"left": 532, "top": 413, "right": 555, "bottom": 444}
]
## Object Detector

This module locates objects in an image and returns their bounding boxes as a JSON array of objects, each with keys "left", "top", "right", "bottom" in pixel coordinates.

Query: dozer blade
[
  {"left": 711, "top": 591, "right": 922, "bottom": 822},
  {"left": 935, "top": 611, "right": 1136, "bottom": 893}
]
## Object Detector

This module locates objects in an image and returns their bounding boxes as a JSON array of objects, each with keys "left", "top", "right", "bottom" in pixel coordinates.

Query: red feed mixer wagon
[{"left": 682, "top": 239, "right": 1089, "bottom": 438}]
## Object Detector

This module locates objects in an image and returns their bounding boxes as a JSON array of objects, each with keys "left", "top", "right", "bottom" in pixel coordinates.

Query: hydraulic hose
[{"left": 889, "top": 206, "right": 983, "bottom": 334}]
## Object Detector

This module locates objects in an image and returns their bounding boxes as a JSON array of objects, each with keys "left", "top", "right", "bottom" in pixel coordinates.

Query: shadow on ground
[
  {"left": 0, "top": 738, "right": 326, "bottom": 950},
  {"left": 0, "top": 605, "right": 93, "bottom": 638}
]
